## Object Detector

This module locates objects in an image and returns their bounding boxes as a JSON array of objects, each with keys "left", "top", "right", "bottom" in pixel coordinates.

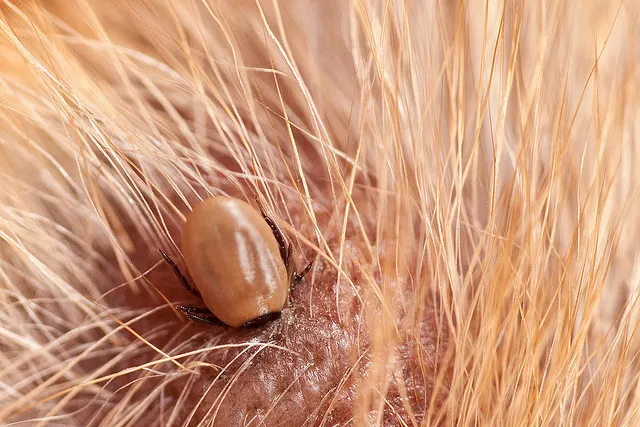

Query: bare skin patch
[{"left": 99, "top": 201, "right": 448, "bottom": 425}]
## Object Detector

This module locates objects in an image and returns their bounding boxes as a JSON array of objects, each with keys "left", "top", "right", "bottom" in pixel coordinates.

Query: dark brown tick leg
[
  {"left": 175, "top": 305, "right": 213, "bottom": 315},
  {"left": 259, "top": 209, "right": 290, "bottom": 265},
  {"left": 292, "top": 261, "right": 313, "bottom": 288},
  {"left": 175, "top": 304, "right": 225, "bottom": 326},
  {"left": 159, "top": 249, "right": 201, "bottom": 298},
  {"left": 258, "top": 203, "right": 312, "bottom": 290},
  {"left": 242, "top": 311, "right": 281, "bottom": 327}
]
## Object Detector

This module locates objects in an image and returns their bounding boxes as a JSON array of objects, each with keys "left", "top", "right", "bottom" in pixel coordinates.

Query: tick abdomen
[{"left": 182, "top": 197, "right": 289, "bottom": 327}]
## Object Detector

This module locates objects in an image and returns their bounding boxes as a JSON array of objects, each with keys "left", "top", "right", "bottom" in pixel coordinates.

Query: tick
[{"left": 160, "top": 196, "right": 313, "bottom": 327}]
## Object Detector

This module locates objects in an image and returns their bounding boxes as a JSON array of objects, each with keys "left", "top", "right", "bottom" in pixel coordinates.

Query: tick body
[{"left": 161, "top": 196, "right": 312, "bottom": 328}]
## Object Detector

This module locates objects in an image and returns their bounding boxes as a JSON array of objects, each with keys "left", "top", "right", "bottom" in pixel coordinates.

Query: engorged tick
[{"left": 160, "top": 196, "right": 313, "bottom": 328}]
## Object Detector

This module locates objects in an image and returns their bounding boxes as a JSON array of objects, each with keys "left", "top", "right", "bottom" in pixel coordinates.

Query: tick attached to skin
[{"left": 160, "top": 196, "right": 313, "bottom": 328}]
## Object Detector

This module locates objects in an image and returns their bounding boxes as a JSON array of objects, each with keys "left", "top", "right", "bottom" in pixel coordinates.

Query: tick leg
[
  {"left": 159, "top": 249, "right": 201, "bottom": 298},
  {"left": 183, "top": 313, "right": 224, "bottom": 325},
  {"left": 260, "top": 209, "right": 290, "bottom": 266},
  {"left": 286, "top": 241, "right": 293, "bottom": 267},
  {"left": 292, "top": 261, "right": 313, "bottom": 288},
  {"left": 242, "top": 311, "right": 281, "bottom": 327},
  {"left": 175, "top": 304, "right": 225, "bottom": 326},
  {"left": 175, "top": 305, "right": 212, "bottom": 315}
]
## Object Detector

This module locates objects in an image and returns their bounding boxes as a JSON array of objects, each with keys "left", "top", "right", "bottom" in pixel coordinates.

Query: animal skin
[{"left": 0, "top": 1, "right": 639, "bottom": 425}]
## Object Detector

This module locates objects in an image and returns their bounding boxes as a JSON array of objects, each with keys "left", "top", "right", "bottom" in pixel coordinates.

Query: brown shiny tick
[{"left": 160, "top": 196, "right": 312, "bottom": 328}]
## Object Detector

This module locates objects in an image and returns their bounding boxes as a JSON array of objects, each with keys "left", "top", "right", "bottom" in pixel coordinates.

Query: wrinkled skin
[{"left": 105, "top": 198, "right": 446, "bottom": 426}]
